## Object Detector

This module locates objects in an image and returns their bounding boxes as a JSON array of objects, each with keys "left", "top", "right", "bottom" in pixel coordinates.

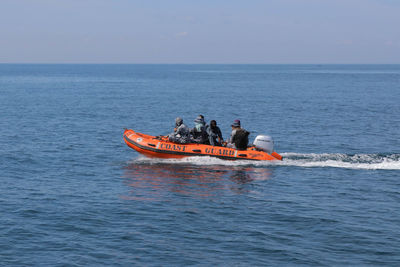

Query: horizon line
[{"left": 1, "top": 62, "right": 400, "bottom": 65}]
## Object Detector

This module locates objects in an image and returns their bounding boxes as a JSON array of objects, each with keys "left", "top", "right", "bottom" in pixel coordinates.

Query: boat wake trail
[
  {"left": 279, "top": 153, "right": 400, "bottom": 170},
  {"left": 130, "top": 153, "right": 400, "bottom": 170}
]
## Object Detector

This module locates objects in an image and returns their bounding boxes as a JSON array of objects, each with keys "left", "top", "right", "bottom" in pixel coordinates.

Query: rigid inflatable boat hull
[{"left": 123, "top": 129, "right": 282, "bottom": 161}]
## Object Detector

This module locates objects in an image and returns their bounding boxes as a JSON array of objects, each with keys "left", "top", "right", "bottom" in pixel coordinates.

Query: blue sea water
[{"left": 1, "top": 64, "right": 399, "bottom": 266}]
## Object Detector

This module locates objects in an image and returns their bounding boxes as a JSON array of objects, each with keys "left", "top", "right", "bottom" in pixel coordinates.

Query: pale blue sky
[{"left": 1, "top": 0, "right": 399, "bottom": 63}]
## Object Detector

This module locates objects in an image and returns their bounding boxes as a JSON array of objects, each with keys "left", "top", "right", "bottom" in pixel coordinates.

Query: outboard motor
[{"left": 253, "top": 135, "right": 274, "bottom": 154}]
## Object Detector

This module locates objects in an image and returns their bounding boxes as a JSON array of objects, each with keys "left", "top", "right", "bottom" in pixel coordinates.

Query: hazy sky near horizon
[{"left": 1, "top": 0, "right": 399, "bottom": 63}]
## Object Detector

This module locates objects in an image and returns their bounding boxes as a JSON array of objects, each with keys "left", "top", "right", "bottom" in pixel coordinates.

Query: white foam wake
[
  {"left": 129, "top": 153, "right": 400, "bottom": 170},
  {"left": 278, "top": 153, "right": 400, "bottom": 170}
]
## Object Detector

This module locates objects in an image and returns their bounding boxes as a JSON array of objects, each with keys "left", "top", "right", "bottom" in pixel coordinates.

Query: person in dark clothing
[
  {"left": 226, "top": 119, "right": 249, "bottom": 150},
  {"left": 190, "top": 115, "right": 209, "bottom": 144},
  {"left": 207, "top": 120, "right": 223, "bottom": 146}
]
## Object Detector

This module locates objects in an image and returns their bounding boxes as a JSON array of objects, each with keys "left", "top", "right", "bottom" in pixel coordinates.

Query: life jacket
[{"left": 233, "top": 129, "right": 250, "bottom": 150}]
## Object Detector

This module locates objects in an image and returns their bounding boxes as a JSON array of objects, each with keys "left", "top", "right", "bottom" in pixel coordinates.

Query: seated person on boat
[
  {"left": 190, "top": 115, "right": 209, "bottom": 144},
  {"left": 207, "top": 120, "right": 223, "bottom": 146},
  {"left": 226, "top": 119, "right": 249, "bottom": 150},
  {"left": 168, "top": 117, "right": 190, "bottom": 144}
]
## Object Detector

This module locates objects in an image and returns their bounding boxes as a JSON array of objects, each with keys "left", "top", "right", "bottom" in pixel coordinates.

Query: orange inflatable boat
[{"left": 123, "top": 129, "right": 282, "bottom": 161}]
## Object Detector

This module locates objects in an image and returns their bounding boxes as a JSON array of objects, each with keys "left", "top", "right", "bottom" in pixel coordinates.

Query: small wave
[{"left": 129, "top": 153, "right": 400, "bottom": 170}]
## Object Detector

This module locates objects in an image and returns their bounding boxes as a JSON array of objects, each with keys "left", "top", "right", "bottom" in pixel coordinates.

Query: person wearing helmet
[
  {"left": 168, "top": 117, "right": 190, "bottom": 144},
  {"left": 190, "top": 115, "right": 209, "bottom": 144}
]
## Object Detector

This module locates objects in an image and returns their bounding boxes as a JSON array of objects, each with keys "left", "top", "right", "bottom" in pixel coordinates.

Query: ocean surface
[{"left": 1, "top": 64, "right": 399, "bottom": 266}]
